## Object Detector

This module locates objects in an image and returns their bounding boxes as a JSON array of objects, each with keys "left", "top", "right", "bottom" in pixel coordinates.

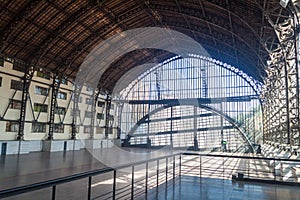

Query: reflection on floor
[
  {"left": 1, "top": 148, "right": 300, "bottom": 200},
  {"left": 0, "top": 147, "right": 178, "bottom": 190},
  {"left": 145, "top": 176, "right": 300, "bottom": 200}
]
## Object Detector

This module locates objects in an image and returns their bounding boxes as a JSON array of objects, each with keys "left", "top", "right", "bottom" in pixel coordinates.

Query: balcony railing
[{"left": 0, "top": 152, "right": 299, "bottom": 199}]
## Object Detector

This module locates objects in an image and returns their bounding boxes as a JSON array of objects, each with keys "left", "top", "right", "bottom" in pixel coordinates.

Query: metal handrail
[
  {"left": 181, "top": 152, "right": 300, "bottom": 186},
  {"left": 1, "top": 151, "right": 299, "bottom": 199},
  {"left": 0, "top": 152, "right": 181, "bottom": 199},
  {"left": 182, "top": 152, "right": 300, "bottom": 162}
]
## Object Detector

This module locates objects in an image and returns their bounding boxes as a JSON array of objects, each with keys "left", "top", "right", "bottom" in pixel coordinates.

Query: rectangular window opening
[
  {"left": 36, "top": 71, "right": 50, "bottom": 79},
  {"left": 84, "top": 126, "right": 92, "bottom": 133},
  {"left": 35, "top": 86, "right": 49, "bottom": 96},
  {"left": 97, "top": 101, "right": 105, "bottom": 107},
  {"left": 5, "top": 121, "right": 19, "bottom": 132},
  {"left": 57, "top": 91, "right": 67, "bottom": 100},
  {"left": 54, "top": 124, "right": 64, "bottom": 133},
  {"left": 55, "top": 107, "right": 66, "bottom": 115},
  {"left": 61, "top": 78, "right": 68, "bottom": 85},
  {"left": 32, "top": 123, "right": 46, "bottom": 133},
  {"left": 9, "top": 99, "right": 22, "bottom": 110},
  {"left": 12, "top": 61, "right": 25, "bottom": 72},
  {"left": 10, "top": 80, "right": 23, "bottom": 91},
  {"left": 97, "top": 113, "right": 104, "bottom": 120},
  {"left": 34, "top": 103, "right": 48, "bottom": 113}
]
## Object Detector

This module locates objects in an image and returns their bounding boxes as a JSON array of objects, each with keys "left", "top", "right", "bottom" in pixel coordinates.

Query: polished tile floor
[
  {"left": 0, "top": 147, "right": 178, "bottom": 190},
  {"left": 145, "top": 176, "right": 300, "bottom": 200},
  {"left": 1, "top": 148, "right": 300, "bottom": 199}
]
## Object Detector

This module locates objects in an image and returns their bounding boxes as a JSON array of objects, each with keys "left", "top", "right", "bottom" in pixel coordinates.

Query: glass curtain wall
[{"left": 116, "top": 54, "right": 263, "bottom": 152}]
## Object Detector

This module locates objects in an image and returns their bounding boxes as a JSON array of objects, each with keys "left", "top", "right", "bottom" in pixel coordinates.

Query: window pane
[
  {"left": 69, "top": 126, "right": 79, "bottom": 133},
  {"left": 57, "top": 91, "right": 67, "bottom": 100},
  {"left": 108, "top": 114, "right": 114, "bottom": 121},
  {"left": 10, "top": 80, "right": 23, "bottom": 91},
  {"left": 107, "top": 127, "right": 113, "bottom": 134},
  {"left": 32, "top": 123, "right": 46, "bottom": 133},
  {"left": 5, "top": 122, "right": 19, "bottom": 132},
  {"left": 84, "top": 126, "right": 92, "bottom": 133},
  {"left": 61, "top": 78, "right": 68, "bottom": 85},
  {"left": 55, "top": 107, "right": 66, "bottom": 115},
  {"left": 54, "top": 124, "right": 64, "bottom": 133},
  {"left": 35, "top": 86, "right": 49, "bottom": 96},
  {"left": 12, "top": 60, "right": 25, "bottom": 72},
  {"left": 36, "top": 71, "right": 50, "bottom": 79},
  {"left": 9, "top": 99, "right": 22, "bottom": 109},
  {"left": 97, "top": 101, "right": 105, "bottom": 107},
  {"left": 97, "top": 113, "right": 104, "bottom": 119},
  {"left": 34, "top": 103, "right": 48, "bottom": 112}
]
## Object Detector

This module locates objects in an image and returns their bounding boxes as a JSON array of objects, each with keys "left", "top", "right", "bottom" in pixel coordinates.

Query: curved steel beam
[
  {"left": 60, "top": 4, "right": 267, "bottom": 80},
  {"left": 120, "top": 55, "right": 262, "bottom": 102},
  {"left": 99, "top": 23, "right": 260, "bottom": 89},
  {"left": 126, "top": 103, "right": 255, "bottom": 152},
  {"left": 152, "top": 7, "right": 266, "bottom": 70},
  {"left": 163, "top": 24, "right": 261, "bottom": 78}
]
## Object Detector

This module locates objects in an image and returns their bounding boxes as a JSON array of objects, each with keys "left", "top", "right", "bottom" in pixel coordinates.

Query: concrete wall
[
  {"left": 0, "top": 139, "right": 119, "bottom": 155},
  {"left": 0, "top": 140, "right": 42, "bottom": 155}
]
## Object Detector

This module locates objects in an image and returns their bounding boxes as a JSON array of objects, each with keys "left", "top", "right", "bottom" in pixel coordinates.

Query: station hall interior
[{"left": 0, "top": 0, "right": 300, "bottom": 199}]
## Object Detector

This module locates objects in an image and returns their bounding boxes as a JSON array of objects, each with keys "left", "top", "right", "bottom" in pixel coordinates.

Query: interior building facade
[{"left": 0, "top": 0, "right": 300, "bottom": 199}]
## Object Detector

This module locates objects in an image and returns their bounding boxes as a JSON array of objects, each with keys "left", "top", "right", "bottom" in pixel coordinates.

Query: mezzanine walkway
[{"left": 0, "top": 147, "right": 300, "bottom": 199}]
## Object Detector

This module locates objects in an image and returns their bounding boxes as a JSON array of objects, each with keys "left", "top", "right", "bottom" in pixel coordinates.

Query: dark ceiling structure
[{"left": 0, "top": 0, "right": 290, "bottom": 92}]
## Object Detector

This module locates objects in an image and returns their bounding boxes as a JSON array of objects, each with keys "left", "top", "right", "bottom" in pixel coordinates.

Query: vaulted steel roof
[{"left": 0, "top": 0, "right": 290, "bottom": 92}]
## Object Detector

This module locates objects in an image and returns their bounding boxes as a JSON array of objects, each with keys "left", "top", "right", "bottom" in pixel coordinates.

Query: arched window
[{"left": 115, "top": 55, "right": 263, "bottom": 152}]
